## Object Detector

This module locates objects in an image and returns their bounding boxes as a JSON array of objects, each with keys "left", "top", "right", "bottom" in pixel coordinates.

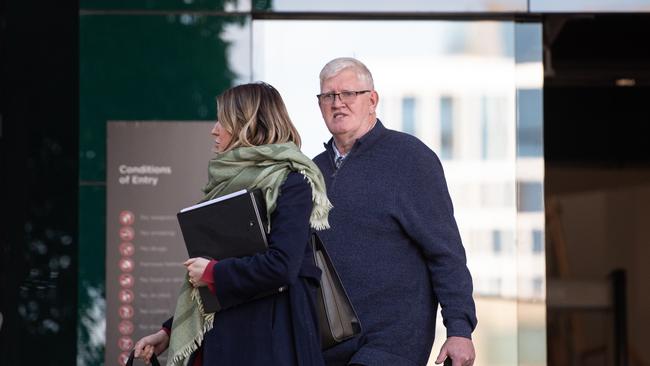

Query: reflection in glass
[
  {"left": 518, "top": 181, "right": 544, "bottom": 212},
  {"left": 254, "top": 19, "right": 544, "bottom": 365},
  {"left": 530, "top": 0, "right": 650, "bottom": 12},
  {"left": 254, "top": 0, "right": 527, "bottom": 13},
  {"left": 80, "top": 0, "right": 252, "bottom": 12},
  {"left": 482, "top": 96, "right": 509, "bottom": 159},
  {"left": 532, "top": 230, "right": 543, "bottom": 253},
  {"left": 402, "top": 97, "right": 417, "bottom": 135},
  {"left": 518, "top": 89, "right": 544, "bottom": 157},
  {"left": 80, "top": 14, "right": 250, "bottom": 181},
  {"left": 515, "top": 22, "right": 546, "bottom": 366},
  {"left": 440, "top": 96, "right": 454, "bottom": 160},
  {"left": 77, "top": 285, "right": 106, "bottom": 364},
  {"left": 79, "top": 13, "right": 250, "bottom": 364}
]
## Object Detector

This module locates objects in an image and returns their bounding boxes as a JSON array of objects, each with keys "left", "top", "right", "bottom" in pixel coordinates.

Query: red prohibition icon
[
  {"left": 118, "top": 320, "right": 134, "bottom": 335},
  {"left": 119, "top": 210, "right": 135, "bottom": 226},
  {"left": 119, "top": 274, "right": 134, "bottom": 288},
  {"left": 118, "top": 258, "right": 134, "bottom": 273},
  {"left": 119, "top": 227, "right": 135, "bottom": 241},
  {"left": 118, "top": 352, "right": 130, "bottom": 366},
  {"left": 119, "top": 289, "right": 134, "bottom": 304},
  {"left": 119, "top": 242, "right": 135, "bottom": 257},
  {"left": 119, "top": 305, "right": 134, "bottom": 319},
  {"left": 118, "top": 336, "right": 133, "bottom": 351}
]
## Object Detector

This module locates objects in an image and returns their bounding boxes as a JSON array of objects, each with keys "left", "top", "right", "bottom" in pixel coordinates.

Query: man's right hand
[{"left": 133, "top": 329, "right": 170, "bottom": 364}]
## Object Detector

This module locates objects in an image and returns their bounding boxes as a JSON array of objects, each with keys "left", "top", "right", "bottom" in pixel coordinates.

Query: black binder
[
  {"left": 177, "top": 189, "right": 268, "bottom": 260},
  {"left": 177, "top": 189, "right": 269, "bottom": 312}
]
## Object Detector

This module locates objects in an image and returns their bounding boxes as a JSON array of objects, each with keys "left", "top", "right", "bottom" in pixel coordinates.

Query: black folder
[
  {"left": 177, "top": 189, "right": 269, "bottom": 312},
  {"left": 177, "top": 189, "right": 268, "bottom": 260}
]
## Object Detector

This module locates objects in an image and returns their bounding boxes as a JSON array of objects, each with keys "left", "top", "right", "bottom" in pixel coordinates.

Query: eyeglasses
[{"left": 316, "top": 90, "right": 371, "bottom": 105}]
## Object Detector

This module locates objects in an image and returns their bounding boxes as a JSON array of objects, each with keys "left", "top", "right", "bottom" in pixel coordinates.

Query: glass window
[
  {"left": 517, "top": 89, "right": 543, "bottom": 157},
  {"left": 532, "top": 276, "right": 543, "bottom": 296},
  {"left": 492, "top": 230, "right": 503, "bottom": 253},
  {"left": 532, "top": 229, "right": 543, "bottom": 253},
  {"left": 440, "top": 96, "right": 454, "bottom": 160},
  {"left": 518, "top": 181, "right": 543, "bottom": 212},
  {"left": 253, "top": 0, "right": 527, "bottom": 12},
  {"left": 482, "top": 96, "right": 509, "bottom": 160},
  {"left": 80, "top": 0, "right": 252, "bottom": 11},
  {"left": 402, "top": 97, "right": 417, "bottom": 135}
]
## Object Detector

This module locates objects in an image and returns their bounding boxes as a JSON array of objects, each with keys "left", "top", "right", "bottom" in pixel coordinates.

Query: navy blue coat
[{"left": 164, "top": 172, "right": 324, "bottom": 366}]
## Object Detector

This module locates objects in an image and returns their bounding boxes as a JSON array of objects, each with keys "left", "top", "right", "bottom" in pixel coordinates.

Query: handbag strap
[{"left": 126, "top": 350, "right": 160, "bottom": 366}]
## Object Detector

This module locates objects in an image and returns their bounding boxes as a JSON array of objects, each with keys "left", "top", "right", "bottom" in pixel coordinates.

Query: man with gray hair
[{"left": 313, "top": 57, "right": 477, "bottom": 366}]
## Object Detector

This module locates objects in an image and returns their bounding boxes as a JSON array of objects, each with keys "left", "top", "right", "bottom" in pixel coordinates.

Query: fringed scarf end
[
  {"left": 192, "top": 287, "right": 215, "bottom": 333},
  {"left": 300, "top": 171, "right": 332, "bottom": 231},
  {"left": 167, "top": 287, "right": 214, "bottom": 366}
]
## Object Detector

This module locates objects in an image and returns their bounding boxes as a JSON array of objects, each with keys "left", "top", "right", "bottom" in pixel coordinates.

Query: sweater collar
[{"left": 323, "top": 119, "right": 386, "bottom": 154}]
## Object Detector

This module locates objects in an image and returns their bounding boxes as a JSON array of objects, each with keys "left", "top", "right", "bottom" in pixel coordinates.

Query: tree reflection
[{"left": 78, "top": 2, "right": 250, "bottom": 364}]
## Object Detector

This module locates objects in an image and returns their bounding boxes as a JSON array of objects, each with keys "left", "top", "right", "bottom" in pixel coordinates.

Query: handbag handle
[{"left": 126, "top": 350, "right": 161, "bottom": 366}]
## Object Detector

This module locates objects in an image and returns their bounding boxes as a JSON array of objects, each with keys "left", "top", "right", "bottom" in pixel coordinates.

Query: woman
[{"left": 133, "top": 82, "right": 331, "bottom": 366}]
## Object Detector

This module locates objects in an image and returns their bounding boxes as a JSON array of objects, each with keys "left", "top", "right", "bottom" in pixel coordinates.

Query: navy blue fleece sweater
[{"left": 313, "top": 121, "right": 477, "bottom": 366}]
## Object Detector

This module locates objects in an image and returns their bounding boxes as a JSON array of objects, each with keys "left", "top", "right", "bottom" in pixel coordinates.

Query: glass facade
[
  {"left": 78, "top": 4, "right": 250, "bottom": 364},
  {"left": 80, "top": 0, "right": 252, "bottom": 12},
  {"left": 78, "top": 6, "right": 545, "bottom": 366},
  {"left": 252, "top": 19, "right": 545, "bottom": 366},
  {"left": 530, "top": 0, "right": 650, "bottom": 12},
  {"left": 252, "top": 0, "right": 527, "bottom": 13},
  {"left": 515, "top": 22, "right": 545, "bottom": 366}
]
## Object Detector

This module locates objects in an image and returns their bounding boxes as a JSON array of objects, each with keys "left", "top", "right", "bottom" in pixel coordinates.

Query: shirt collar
[{"left": 332, "top": 140, "right": 346, "bottom": 160}]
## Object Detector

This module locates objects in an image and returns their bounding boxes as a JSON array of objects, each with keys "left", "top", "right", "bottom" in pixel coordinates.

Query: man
[{"left": 313, "top": 57, "right": 477, "bottom": 366}]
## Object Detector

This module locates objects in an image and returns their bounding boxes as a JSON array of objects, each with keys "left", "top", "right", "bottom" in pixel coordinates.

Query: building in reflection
[{"left": 253, "top": 19, "right": 545, "bottom": 365}]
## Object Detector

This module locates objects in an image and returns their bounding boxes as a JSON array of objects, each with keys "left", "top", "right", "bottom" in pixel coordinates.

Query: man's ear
[{"left": 369, "top": 90, "right": 379, "bottom": 111}]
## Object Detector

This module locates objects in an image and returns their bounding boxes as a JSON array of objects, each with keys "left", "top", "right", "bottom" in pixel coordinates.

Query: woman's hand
[
  {"left": 133, "top": 329, "right": 169, "bottom": 363},
  {"left": 184, "top": 257, "right": 210, "bottom": 287}
]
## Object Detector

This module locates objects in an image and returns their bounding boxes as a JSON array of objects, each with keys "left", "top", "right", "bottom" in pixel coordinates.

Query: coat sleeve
[
  {"left": 162, "top": 316, "right": 173, "bottom": 330},
  {"left": 210, "top": 172, "right": 313, "bottom": 309},
  {"left": 395, "top": 145, "right": 477, "bottom": 339}
]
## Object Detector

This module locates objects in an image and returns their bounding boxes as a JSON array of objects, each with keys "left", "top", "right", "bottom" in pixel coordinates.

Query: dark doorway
[
  {"left": 544, "top": 14, "right": 650, "bottom": 366},
  {"left": 0, "top": 1, "right": 78, "bottom": 365}
]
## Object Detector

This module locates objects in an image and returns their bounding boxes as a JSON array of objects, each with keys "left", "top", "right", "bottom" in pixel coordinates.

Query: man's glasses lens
[{"left": 318, "top": 90, "right": 370, "bottom": 104}]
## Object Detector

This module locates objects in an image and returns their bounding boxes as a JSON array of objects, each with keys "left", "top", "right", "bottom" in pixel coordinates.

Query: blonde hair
[
  {"left": 319, "top": 57, "right": 374, "bottom": 90},
  {"left": 216, "top": 82, "right": 301, "bottom": 151}
]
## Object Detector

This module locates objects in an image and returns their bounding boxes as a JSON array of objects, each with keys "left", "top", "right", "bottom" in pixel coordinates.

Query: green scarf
[{"left": 167, "top": 142, "right": 332, "bottom": 366}]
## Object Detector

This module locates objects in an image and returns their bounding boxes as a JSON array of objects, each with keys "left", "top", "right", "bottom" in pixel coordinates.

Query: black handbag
[
  {"left": 126, "top": 350, "right": 160, "bottom": 366},
  {"left": 311, "top": 233, "right": 362, "bottom": 350}
]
